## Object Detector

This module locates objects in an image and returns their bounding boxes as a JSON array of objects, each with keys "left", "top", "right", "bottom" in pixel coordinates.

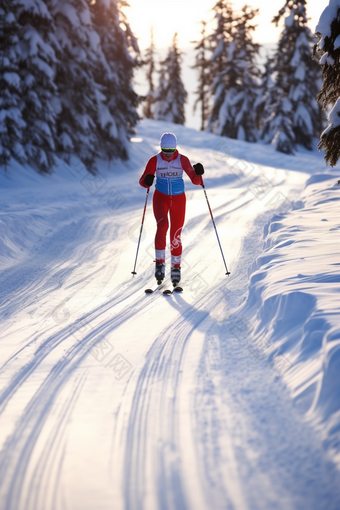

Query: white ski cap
[{"left": 160, "top": 132, "right": 177, "bottom": 149}]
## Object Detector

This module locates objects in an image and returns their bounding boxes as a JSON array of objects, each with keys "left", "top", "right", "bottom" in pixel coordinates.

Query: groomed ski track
[{"left": 0, "top": 120, "right": 339, "bottom": 510}]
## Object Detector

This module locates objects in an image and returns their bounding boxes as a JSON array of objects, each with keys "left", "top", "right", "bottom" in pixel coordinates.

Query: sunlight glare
[{"left": 126, "top": 0, "right": 324, "bottom": 49}]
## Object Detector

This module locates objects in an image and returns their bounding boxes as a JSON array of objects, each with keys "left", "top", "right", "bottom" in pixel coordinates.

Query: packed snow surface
[{"left": 0, "top": 119, "right": 340, "bottom": 510}]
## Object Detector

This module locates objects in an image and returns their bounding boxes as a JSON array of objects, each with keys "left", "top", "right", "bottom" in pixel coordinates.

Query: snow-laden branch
[{"left": 315, "top": 0, "right": 340, "bottom": 166}]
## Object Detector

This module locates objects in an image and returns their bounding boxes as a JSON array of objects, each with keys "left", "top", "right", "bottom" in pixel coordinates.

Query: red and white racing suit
[{"left": 139, "top": 150, "right": 202, "bottom": 267}]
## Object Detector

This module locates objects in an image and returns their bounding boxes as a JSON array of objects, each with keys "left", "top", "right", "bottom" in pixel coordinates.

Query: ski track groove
[
  {"left": 0, "top": 268, "right": 152, "bottom": 413},
  {"left": 0, "top": 212, "right": 121, "bottom": 326},
  {"left": 0, "top": 363, "right": 87, "bottom": 510},
  {"left": 0, "top": 272, "right": 163, "bottom": 509},
  {"left": 27, "top": 372, "right": 87, "bottom": 510},
  {"left": 193, "top": 331, "right": 241, "bottom": 510},
  {"left": 10, "top": 371, "right": 87, "bottom": 510},
  {"left": 119, "top": 215, "right": 278, "bottom": 510},
  {"left": 122, "top": 289, "right": 223, "bottom": 510}
]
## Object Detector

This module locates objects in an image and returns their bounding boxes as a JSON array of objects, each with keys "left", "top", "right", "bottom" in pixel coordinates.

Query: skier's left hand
[{"left": 193, "top": 163, "right": 204, "bottom": 175}]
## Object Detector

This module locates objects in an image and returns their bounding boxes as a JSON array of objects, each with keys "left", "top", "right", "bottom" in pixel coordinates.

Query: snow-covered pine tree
[
  {"left": 50, "top": 0, "right": 105, "bottom": 173},
  {"left": 255, "top": 56, "right": 274, "bottom": 133},
  {"left": 0, "top": 0, "right": 26, "bottom": 170},
  {"left": 206, "top": 0, "right": 234, "bottom": 133},
  {"left": 90, "top": 0, "right": 140, "bottom": 161},
  {"left": 142, "top": 27, "right": 156, "bottom": 120},
  {"left": 0, "top": 0, "right": 58, "bottom": 172},
  {"left": 153, "top": 33, "right": 187, "bottom": 125},
  {"left": 314, "top": 0, "right": 340, "bottom": 166},
  {"left": 262, "top": 0, "right": 323, "bottom": 153},
  {"left": 192, "top": 21, "right": 212, "bottom": 131},
  {"left": 207, "top": 3, "right": 261, "bottom": 142},
  {"left": 153, "top": 62, "right": 167, "bottom": 121}
]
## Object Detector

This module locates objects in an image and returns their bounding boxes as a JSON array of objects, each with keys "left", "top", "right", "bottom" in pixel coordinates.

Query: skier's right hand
[{"left": 144, "top": 174, "right": 155, "bottom": 187}]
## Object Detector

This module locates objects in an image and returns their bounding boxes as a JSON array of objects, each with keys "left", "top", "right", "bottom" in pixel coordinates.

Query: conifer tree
[
  {"left": 17, "top": 0, "right": 58, "bottom": 172},
  {"left": 50, "top": 0, "right": 103, "bottom": 172},
  {"left": 314, "top": 0, "right": 340, "bottom": 166},
  {"left": 143, "top": 28, "right": 156, "bottom": 120},
  {"left": 255, "top": 57, "right": 274, "bottom": 133},
  {"left": 192, "top": 21, "right": 212, "bottom": 131},
  {"left": 153, "top": 63, "right": 167, "bottom": 120},
  {"left": 153, "top": 33, "right": 187, "bottom": 125},
  {"left": 207, "top": 0, "right": 234, "bottom": 133},
  {"left": 0, "top": 0, "right": 26, "bottom": 170},
  {"left": 0, "top": 0, "right": 58, "bottom": 173},
  {"left": 90, "top": 0, "right": 140, "bottom": 161},
  {"left": 207, "top": 3, "right": 261, "bottom": 141},
  {"left": 262, "top": 0, "right": 323, "bottom": 153}
]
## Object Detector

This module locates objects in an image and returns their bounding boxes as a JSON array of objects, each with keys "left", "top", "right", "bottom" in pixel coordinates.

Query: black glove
[
  {"left": 193, "top": 163, "right": 204, "bottom": 175},
  {"left": 144, "top": 174, "right": 155, "bottom": 187}
]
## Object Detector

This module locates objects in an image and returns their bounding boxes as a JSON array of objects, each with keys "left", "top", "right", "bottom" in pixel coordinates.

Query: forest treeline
[{"left": 1, "top": 0, "right": 340, "bottom": 173}]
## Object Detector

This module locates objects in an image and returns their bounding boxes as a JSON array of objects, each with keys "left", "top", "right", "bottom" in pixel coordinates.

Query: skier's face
[
  {"left": 161, "top": 148, "right": 176, "bottom": 160},
  {"left": 162, "top": 151, "right": 173, "bottom": 159}
]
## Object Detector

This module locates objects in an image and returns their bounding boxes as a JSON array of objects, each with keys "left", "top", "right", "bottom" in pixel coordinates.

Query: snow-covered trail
[{"left": 1, "top": 121, "right": 340, "bottom": 510}]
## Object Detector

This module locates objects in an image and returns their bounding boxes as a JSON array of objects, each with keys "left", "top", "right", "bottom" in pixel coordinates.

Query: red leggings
[{"left": 153, "top": 190, "right": 186, "bottom": 259}]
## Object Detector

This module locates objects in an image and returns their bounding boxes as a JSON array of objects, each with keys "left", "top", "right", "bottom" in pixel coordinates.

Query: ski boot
[
  {"left": 155, "top": 262, "right": 165, "bottom": 284},
  {"left": 171, "top": 266, "right": 181, "bottom": 287}
]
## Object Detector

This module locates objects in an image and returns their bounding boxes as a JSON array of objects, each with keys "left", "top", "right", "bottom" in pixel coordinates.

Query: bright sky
[{"left": 125, "top": 0, "right": 325, "bottom": 49}]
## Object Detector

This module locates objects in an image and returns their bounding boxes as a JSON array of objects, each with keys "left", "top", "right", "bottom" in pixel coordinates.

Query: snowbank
[{"left": 238, "top": 170, "right": 340, "bottom": 466}]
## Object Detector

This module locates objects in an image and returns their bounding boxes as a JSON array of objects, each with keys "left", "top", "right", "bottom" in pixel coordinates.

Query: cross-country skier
[{"left": 139, "top": 132, "right": 204, "bottom": 286}]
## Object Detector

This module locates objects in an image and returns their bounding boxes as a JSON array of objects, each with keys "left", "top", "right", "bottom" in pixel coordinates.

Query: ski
[
  {"left": 163, "top": 285, "right": 183, "bottom": 295},
  {"left": 145, "top": 280, "right": 167, "bottom": 294}
]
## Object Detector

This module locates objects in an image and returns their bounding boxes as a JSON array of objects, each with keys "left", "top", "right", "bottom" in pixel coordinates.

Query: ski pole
[
  {"left": 201, "top": 179, "right": 230, "bottom": 276},
  {"left": 131, "top": 188, "right": 150, "bottom": 276}
]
